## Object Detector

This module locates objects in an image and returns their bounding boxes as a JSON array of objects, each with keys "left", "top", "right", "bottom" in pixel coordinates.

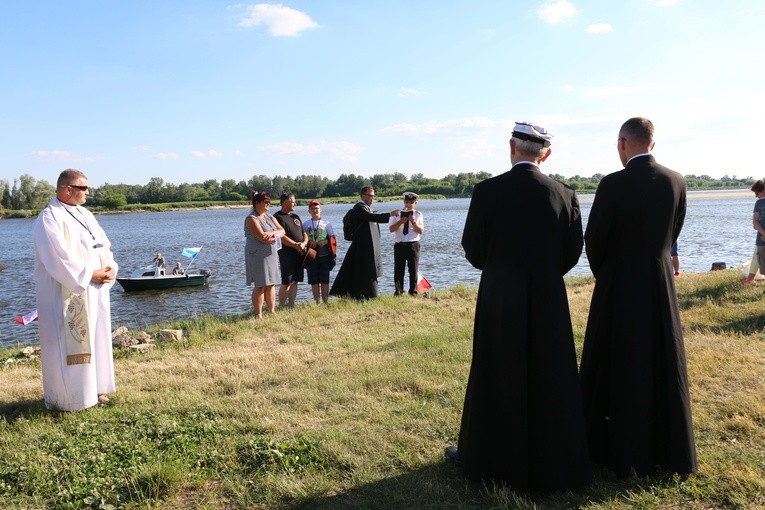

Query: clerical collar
[
  {"left": 627, "top": 153, "right": 651, "bottom": 164},
  {"left": 512, "top": 161, "right": 539, "bottom": 169}
]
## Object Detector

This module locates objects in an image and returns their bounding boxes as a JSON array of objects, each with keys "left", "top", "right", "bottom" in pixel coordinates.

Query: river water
[{"left": 0, "top": 190, "right": 757, "bottom": 347}]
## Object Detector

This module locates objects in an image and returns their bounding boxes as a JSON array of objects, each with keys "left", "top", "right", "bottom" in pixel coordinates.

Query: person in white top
[
  {"left": 32, "top": 168, "right": 118, "bottom": 411},
  {"left": 388, "top": 192, "right": 424, "bottom": 295}
]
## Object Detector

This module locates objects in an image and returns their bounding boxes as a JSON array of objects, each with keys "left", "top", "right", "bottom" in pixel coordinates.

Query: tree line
[
  {"left": 0, "top": 172, "right": 492, "bottom": 211},
  {"left": 0, "top": 171, "right": 758, "bottom": 212}
]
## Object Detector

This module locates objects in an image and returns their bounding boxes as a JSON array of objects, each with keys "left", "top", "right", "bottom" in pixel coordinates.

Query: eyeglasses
[{"left": 68, "top": 184, "right": 89, "bottom": 191}]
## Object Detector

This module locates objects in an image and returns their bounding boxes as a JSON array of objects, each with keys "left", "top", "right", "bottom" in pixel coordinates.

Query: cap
[
  {"left": 511, "top": 121, "right": 553, "bottom": 147},
  {"left": 308, "top": 199, "right": 321, "bottom": 207},
  {"left": 403, "top": 192, "right": 419, "bottom": 201}
]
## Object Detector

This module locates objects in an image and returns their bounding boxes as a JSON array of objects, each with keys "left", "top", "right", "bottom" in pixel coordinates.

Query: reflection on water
[{"left": 0, "top": 190, "right": 756, "bottom": 347}]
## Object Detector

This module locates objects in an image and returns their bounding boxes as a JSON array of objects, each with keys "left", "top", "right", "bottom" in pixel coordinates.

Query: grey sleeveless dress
[{"left": 245, "top": 210, "right": 280, "bottom": 286}]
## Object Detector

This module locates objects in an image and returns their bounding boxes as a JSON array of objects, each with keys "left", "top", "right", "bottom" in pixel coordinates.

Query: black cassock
[
  {"left": 580, "top": 154, "right": 697, "bottom": 477},
  {"left": 329, "top": 202, "right": 390, "bottom": 300},
  {"left": 457, "top": 164, "right": 592, "bottom": 491}
]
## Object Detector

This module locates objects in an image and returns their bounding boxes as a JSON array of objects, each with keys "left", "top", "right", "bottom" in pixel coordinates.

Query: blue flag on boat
[{"left": 182, "top": 247, "right": 201, "bottom": 259}]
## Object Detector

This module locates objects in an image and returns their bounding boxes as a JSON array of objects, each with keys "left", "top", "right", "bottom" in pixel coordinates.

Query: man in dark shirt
[{"left": 273, "top": 191, "right": 308, "bottom": 308}]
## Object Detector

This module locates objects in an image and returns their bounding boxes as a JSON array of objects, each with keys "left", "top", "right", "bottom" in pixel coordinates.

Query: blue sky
[{"left": 1, "top": 1, "right": 762, "bottom": 187}]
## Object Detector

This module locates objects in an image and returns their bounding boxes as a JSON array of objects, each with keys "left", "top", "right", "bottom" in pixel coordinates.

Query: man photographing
[{"left": 388, "top": 192, "right": 424, "bottom": 296}]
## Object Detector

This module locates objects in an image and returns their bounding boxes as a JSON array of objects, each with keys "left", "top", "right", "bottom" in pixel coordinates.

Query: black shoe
[{"left": 444, "top": 445, "right": 460, "bottom": 465}]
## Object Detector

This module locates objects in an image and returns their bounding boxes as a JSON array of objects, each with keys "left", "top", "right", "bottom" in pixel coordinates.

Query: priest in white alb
[{"left": 33, "top": 168, "right": 118, "bottom": 411}]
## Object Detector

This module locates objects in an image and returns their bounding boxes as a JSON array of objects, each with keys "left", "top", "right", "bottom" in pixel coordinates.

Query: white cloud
[
  {"left": 563, "top": 82, "right": 666, "bottom": 98},
  {"left": 532, "top": 113, "right": 625, "bottom": 127},
  {"left": 586, "top": 23, "right": 612, "bottom": 33},
  {"left": 382, "top": 116, "right": 510, "bottom": 136},
  {"left": 29, "top": 150, "right": 102, "bottom": 164},
  {"left": 258, "top": 140, "right": 364, "bottom": 162},
  {"left": 191, "top": 149, "right": 224, "bottom": 159},
  {"left": 132, "top": 145, "right": 151, "bottom": 152},
  {"left": 156, "top": 152, "right": 178, "bottom": 160},
  {"left": 398, "top": 87, "right": 425, "bottom": 97},
  {"left": 238, "top": 3, "right": 317, "bottom": 36},
  {"left": 453, "top": 138, "right": 495, "bottom": 158},
  {"left": 653, "top": 0, "right": 680, "bottom": 6},
  {"left": 582, "top": 82, "right": 666, "bottom": 97},
  {"left": 538, "top": 0, "right": 577, "bottom": 24}
]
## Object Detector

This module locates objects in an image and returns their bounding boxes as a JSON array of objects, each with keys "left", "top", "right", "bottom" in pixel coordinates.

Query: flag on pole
[
  {"left": 416, "top": 272, "right": 433, "bottom": 296},
  {"left": 182, "top": 247, "right": 201, "bottom": 259},
  {"left": 14, "top": 309, "right": 38, "bottom": 325}
]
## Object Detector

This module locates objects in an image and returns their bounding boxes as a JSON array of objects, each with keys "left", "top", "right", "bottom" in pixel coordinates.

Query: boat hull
[{"left": 117, "top": 272, "right": 211, "bottom": 291}]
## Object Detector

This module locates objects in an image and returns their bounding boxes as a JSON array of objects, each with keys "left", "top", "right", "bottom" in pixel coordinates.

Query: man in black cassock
[
  {"left": 446, "top": 122, "right": 592, "bottom": 491},
  {"left": 329, "top": 186, "right": 400, "bottom": 300},
  {"left": 580, "top": 117, "right": 697, "bottom": 478}
]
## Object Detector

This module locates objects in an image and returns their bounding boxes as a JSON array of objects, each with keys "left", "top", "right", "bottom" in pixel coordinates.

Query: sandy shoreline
[{"left": 577, "top": 189, "right": 749, "bottom": 203}]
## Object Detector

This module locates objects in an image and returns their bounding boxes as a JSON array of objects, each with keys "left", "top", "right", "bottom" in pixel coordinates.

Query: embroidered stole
[{"left": 54, "top": 203, "right": 93, "bottom": 365}]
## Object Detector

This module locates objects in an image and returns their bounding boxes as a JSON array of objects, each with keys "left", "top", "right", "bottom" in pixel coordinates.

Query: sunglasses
[{"left": 68, "top": 184, "right": 89, "bottom": 191}]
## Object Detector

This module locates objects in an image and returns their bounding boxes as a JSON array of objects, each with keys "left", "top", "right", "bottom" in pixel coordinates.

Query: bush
[{"left": 101, "top": 194, "right": 128, "bottom": 209}]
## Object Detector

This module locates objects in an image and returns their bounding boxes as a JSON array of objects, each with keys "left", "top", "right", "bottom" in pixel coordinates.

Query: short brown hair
[
  {"left": 619, "top": 117, "right": 654, "bottom": 145},
  {"left": 57, "top": 168, "right": 86, "bottom": 188},
  {"left": 751, "top": 180, "right": 765, "bottom": 194}
]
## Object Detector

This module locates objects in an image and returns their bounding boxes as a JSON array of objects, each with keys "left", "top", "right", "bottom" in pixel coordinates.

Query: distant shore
[
  {"left": 577, "top": 189, "right": 749, "bottom": 204},
  {"left": 0, "top": 190, "right": 751, "bottom": 219}
]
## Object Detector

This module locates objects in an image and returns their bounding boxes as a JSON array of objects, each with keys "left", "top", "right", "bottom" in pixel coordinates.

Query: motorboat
[{"left": 116, "top": 265, "right": 212, "bottom": 291}]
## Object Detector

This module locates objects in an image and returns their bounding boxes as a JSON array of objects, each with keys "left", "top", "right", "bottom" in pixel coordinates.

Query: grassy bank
[{"left": 1, "top": 271, "right": 764, "bottom": 509}]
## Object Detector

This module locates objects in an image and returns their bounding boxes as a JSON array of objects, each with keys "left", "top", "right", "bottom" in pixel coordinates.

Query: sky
[{"left": 1, "top": 0, "right": 763, "bottom": 187}]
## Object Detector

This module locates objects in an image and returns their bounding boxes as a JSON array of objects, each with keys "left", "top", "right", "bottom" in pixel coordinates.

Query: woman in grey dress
[{"left": 244, "top": 191, "right": 285, "bottom": 318}]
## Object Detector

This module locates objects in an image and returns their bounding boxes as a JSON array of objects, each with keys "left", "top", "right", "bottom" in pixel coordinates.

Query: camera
[{"left": 401, "top": 210, "right": 412, "bottom": 218}]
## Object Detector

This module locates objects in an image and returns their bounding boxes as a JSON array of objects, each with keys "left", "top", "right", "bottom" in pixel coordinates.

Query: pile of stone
[
  {"left": 111, "top": 326, "right": 187, "bottom": 351},
  {"left": 1, "top": 327, "right": 187, "bottom": 365}
]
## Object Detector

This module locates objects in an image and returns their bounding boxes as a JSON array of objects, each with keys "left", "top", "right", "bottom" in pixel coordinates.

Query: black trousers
[{"left": 394, "top": 241, "right": 420, "bottom": 295}]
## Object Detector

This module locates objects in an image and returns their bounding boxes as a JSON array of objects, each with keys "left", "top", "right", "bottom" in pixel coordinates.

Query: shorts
[
  {"left": 670, "top": 242, "right": 678, "bottom": 257},
  {"left": 278, "top": 249, "right": 305, "bottom": 284},
  {"left": 305, "top": 255, "right": 336, "bottom": 284}
]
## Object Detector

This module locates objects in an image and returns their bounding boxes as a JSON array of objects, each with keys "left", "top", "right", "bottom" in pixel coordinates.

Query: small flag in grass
[
  {"left": 416, "top": 272, "right": 433, "bottom": 296},
  {"left": 14, "top": 309, "right": 38, "bottom": 325}
]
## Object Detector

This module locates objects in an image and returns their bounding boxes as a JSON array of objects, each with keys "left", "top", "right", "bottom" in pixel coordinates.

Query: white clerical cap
[{"left": 512, "top": 121, "right": 553, "bottom": 147}]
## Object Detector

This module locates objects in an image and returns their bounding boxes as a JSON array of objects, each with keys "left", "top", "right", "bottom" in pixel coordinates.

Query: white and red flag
[
  {"left": 14, "top": 309, "right": 38, "bottom": 325},
  {"left": 416, "top": 272, "right": 433, "bottom": 295}
]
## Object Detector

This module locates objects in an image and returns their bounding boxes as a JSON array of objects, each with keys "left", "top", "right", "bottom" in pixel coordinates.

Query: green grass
[{"left": 1, "top": 273, "right": 764, "bottom": 509}]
